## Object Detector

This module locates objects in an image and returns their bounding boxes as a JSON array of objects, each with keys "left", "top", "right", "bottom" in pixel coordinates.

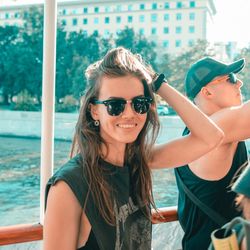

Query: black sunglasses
[
  {"left": 211, "top": 73, "right": 238, "bottom": 85},
  {"left": 228, "top": 73, "right": 238, "bottom": 84},
  {"left": 92, "top": 96, "right": 153, "bottom": 116}
]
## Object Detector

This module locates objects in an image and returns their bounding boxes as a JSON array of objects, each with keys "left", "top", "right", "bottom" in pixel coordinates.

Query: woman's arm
[
  {"left": 150, "top": 81, "right": 224, "bottom": 169},
  {"left": 43, "top": 181, "right": 83, "bottom": 250}
]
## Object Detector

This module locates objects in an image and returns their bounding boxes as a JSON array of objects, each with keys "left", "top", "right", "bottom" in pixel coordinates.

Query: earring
[{"left": 94, "top": 120, "right": 100, "bottom": 126}]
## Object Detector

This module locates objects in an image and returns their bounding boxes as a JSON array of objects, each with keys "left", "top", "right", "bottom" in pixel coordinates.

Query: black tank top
[
  {"left": 78, "top": 230, "right": 99, "bottom": 250},
  {"left": 45, "top": 155, "right": 152, "bottom": 250},
  {"left": 174, "top": 128, "right": 248, "bottom": 250}
]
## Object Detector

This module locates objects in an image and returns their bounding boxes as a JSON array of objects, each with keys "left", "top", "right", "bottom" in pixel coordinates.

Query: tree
[
  {"left": 55, "top": 26, "right": 72, "bottom": 102},
  {"left": 21, "top": 6, "right": 43, "bottom": 103},
  {"left": 0, "top": 25, "right": 21, "bottom": 104},
  {"left": 237, "top": 47, "right": 250, "bottom": 100},
  {"left": 158, "top": 40, "right": 214, "bottom": 93},
  {"left": 115, "top": 27, "right": 157, "bottom": 68},
  {"left": 69, "top": 55, "right": 89, "bottom": 99}
]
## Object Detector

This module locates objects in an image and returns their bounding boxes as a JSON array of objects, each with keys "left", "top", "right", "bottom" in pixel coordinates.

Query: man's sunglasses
[
  {"left": 211, "top": 73, "right": 238, "bottom": 85},
  {"left": 92, "top": 96, "right": 153, "bottom": 116}
]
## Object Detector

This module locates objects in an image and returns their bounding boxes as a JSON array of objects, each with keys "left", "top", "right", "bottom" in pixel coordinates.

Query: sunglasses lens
[
  {"left": 229, "top": 73, "right": 237, "bottom": 84},
  {"left": 133, "top": 97, "right": 151, "bottom": 114},
  {"left": 106, "top": 100, "right": 126, "bottom": 116}
]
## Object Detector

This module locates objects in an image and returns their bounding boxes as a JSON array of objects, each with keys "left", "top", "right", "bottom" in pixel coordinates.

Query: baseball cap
[
  {"left": 232, "top": 163, "right": 250, "bottom": 197},
  {"left": 185, "top": 57, "right": 245, "bottom": 99}
]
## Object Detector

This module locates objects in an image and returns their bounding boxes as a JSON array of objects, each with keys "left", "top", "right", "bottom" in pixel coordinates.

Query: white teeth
[{"left": 118, "top": 124, "right": 136, "bottom": 128}]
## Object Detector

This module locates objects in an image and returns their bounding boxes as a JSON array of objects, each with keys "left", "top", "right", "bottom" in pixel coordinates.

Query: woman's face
[{"left": 91, "top": 75, "right": 149, "bottom": 151}]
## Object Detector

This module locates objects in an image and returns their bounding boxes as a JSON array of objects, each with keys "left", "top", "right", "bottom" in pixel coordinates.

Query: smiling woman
[{"left": 43, "top": 46, "right": 223, "bottom": 250}]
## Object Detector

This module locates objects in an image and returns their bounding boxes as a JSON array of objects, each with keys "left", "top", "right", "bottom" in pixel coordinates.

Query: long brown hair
[{"left": 71, "top": 47, "right": 160, "bottom": 225}]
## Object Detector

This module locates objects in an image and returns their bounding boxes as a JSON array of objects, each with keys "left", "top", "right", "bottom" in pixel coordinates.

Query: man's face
[{"left": 205, "top": 74, "right": 243, "bottom": 108}]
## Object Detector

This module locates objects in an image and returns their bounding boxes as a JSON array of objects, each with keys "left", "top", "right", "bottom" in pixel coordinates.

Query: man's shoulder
[{"left": 188, "top": 141, "right": 247, "bottom": 180}]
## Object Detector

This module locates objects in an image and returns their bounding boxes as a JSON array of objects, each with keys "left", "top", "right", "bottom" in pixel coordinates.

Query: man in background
[{"left": 175, "top": 57, "right": 250, "bottom": 249}]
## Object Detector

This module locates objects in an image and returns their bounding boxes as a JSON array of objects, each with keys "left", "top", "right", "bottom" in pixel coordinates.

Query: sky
[
  {"left": 1, "top": 0, "right": 250, "bottom": 48},
  {"left": 208, "top": 0, "right": 250, "bottom": 47}
]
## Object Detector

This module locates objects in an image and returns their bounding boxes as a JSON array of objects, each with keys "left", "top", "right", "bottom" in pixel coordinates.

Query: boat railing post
[{"left": 39, "top": 0, "right": 57, "bottom": 225}]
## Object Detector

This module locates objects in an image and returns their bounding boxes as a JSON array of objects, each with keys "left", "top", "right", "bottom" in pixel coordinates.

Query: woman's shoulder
[
  {"left": 55, "top": 154, "right": 84, "bottom": 178},
  {"left": 45, "top": 154, "right": 88, "bottom": 208}
]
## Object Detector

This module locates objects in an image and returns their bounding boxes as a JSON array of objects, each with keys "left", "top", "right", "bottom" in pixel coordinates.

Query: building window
[
  {"left": 164, "top": 2, "right": 170, "bottom": 9},
  {"left": 62, "top": 9, "right": 66, "bottom": 15},
  {"left": 151, "top": 13, "right": 157, "bottom": 22},
  {"left": 139, "top": 15, "right": 145, "bottom": 23},
  {"left": 176, "top": 40, "right": 182, "bottom": 47},
  {"left": 139, "top": 28, "right": 145, "bottom": 35},
  {"left": 188, "top": 39, "right": 194, "bottom": 46},
  {"left": 163, "top": 27, "right": 169, "bottom": 34},
  {"left": 116, "top": 5, "right": 122, "bottom": 12},
  {"left": 94, "top": 17, "right": 99, "bottom": 24},
  {"left": 72, "top": 9, "right": 77, "bottom": 14},
  {"left": 83, "top": 18, "right": 88, "bottom": 25},
  {"left": 14, "top": 12, "right": 20, "bottom": 18},
  {"left": 152, "top": 3, "right": 157, "bottom": 9},
  {"left": 140, "top": 4, "right": 145, "bottom": 10},
  {"left": 164, "top": 14, "right": 169, "bottom": 21},
  {"left": 72, "top": 18, "right": 78, "bottom": 26},
  {"left": 151, "top": 27, "right": 157, "bottom": 35},
  {"left": 176, "top": 13, "right": 182, "bottom": 20},
  {"left": 163, "top": 40, "right": 169, "bottom": 48},
  {"left": 94, "top": 7, "right": 99, "bottom": 13},
  {"left": 93, "top": 30, "right": 98, "bottom": 36},
  {"left": 190, "top": 1, "right": 196, "bottom": 7},
  {"left": 61, "top": 19, "right": 67, "bottom": 26},
  {"left": 105, "top": 17, "right": 110, "bottom": 24},
  {"left": 128, "top": 4, "right": 133, "bottom": 11},
  {"left": 116, "top": 16, "right": 121, "bottom": 23},
  {"left": 189, "top": 26, "right": 195, "bottom": 33},
  {"left": 83, "top": 7, "right": 88, "bottom": 13},
  {"left": 128, "top": 16, "right": 133, "bottom": 23},
  {"left": 189, "top": 12, "right": 195, "bottom": 20},
  {"left": 105, "top": 6, "right": 110, "bottom": 12},
  {"left": 177, "top": 2, "right": 182, "bottom": 8},
  {"left": 176, "top": 26, "right": 182, "bottom": 34}
]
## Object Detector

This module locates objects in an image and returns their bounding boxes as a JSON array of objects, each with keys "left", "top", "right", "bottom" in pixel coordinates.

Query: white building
[{"left": 0, "top": 0, "right": 216, "bottom": 54}]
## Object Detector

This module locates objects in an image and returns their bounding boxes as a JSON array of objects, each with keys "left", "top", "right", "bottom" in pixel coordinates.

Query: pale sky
[
  {"left": 2, "top": 0, "right": 250, "bottom": 47},
  {"left": 208, "top": 0, "right": 250, "bottom": 47}
]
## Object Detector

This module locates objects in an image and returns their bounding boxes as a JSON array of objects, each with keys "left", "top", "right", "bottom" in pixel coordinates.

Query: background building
[{"left": 0, "top": 0, "right": 216, "bottom": 54}]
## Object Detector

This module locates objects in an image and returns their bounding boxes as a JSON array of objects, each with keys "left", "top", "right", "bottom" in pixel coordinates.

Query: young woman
[
  {"left": 232, "top": 163, "right": 250, "bottom": 250},
  {"left": 43, "top": 47, "right": 223, "bottom": 250}
]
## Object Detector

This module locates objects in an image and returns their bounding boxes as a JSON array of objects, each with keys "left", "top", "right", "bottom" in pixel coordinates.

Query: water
[{"left": 0, "top": 136, "right": 178, "bottom": 226}]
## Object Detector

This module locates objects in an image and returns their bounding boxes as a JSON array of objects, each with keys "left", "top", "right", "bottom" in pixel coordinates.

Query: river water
[{"left": 0, "top": 136, "right": 178, "bottom": 226}]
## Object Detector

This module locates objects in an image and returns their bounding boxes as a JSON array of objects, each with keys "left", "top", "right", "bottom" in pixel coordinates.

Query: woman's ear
[{"left": 89, "top": 103, "right": 99, "bottom": 120}]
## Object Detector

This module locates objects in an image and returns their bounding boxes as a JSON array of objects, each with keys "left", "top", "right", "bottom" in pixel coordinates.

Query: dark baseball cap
[
  {"left": 232, "top": 163, "right": 250, "bottom": 197},
  {"left": 185, "top": 57, "right": 245, "bottom": 99}
]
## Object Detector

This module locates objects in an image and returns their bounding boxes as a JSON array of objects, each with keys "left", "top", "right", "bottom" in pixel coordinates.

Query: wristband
[{"left": 152, "top": 73, "right": 167, "bottom": 93}]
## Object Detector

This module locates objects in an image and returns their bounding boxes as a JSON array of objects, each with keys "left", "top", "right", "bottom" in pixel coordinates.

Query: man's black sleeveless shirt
[
  {"left": 45, "top": 155, "right": 152, "bottom": 250},
  {"left": 174, "top": 128, "right": 248, "bottom": 250}
]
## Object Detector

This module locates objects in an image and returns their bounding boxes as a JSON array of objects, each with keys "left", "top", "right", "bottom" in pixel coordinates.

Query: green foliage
[
  {"left": 55, "top": 95, "right": 78, "bottom": 113},
  {"left": 1, "top": 7, "right": 250, "bottom": 112},
  {"left": 157, "top": 40, "right": 215, "bottom": 93},
  {"left": 0, "top": 25, "right": 21, "bottom": 104},
  {"left": 115, "top": 27, "right": 157, "bottom": 67},
  {"left": 237, "top": 47, "right": 250, "bottom": 100},
  {"left": 12, "top": 89, "right": 39, "bottom": 111}
]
